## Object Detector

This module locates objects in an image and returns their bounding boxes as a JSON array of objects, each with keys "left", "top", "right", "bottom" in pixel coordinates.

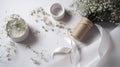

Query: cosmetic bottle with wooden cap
[{"left": 71, "top": 17, "right": 93, "bottom": 41}]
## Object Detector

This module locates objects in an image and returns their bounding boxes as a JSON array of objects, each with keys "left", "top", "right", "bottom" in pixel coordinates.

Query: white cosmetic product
[
  {"left": 50, "top": 3, "right": 65, "bottom": 20},
  {"left": 6, "top": 15, "right": 29, "bottom": 42}
]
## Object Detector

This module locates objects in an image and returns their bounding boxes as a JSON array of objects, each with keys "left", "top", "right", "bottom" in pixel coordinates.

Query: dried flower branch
[
  {"left": 26, "top": 46, "right": 48, "bottom": 65},
  {"left": 0, "top": 41, "right": 16, "bottom": 61},
  {"left": 70, "top": 0, "right": 120, "bottom": 25}
]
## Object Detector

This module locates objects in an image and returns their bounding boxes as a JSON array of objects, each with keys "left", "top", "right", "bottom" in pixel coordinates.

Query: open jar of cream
[
  {"left": 6, "top": 14, "right": 29, "bottom": 42},
  {"left": 50, "top": 3, "right": 65, "bottom": 20}
]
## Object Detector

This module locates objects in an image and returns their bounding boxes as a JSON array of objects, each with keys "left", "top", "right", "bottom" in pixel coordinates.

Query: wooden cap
[{"left": 71, "top": 17, "right": 93, "bottom": 40}]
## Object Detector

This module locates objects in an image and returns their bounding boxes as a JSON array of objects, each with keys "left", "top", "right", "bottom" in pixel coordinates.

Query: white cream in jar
[
  {"left": 6, "top": 14, "right": 29, "bottom": 42},
  {"left": 50, "top": 3, "right": 65, "bottom": 20}
]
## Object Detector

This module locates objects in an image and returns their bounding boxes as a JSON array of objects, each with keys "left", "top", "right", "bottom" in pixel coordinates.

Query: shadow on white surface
[{"left": 21, "top": 27, "right": 39, "bottom": 46}]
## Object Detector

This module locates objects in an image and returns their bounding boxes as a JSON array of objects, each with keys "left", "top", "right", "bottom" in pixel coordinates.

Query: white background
[{"left": 0, "top": 0, "right": 119, "bottom": 67}]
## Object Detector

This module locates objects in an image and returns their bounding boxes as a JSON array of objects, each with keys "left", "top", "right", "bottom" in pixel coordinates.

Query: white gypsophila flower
[{"left": 70, "top": 0, "right": 120, "bottom": 25}]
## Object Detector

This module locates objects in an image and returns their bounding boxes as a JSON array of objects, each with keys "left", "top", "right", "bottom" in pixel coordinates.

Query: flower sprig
[{"left": 70, "top": 0, "right": 120, "bottom": 25}]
